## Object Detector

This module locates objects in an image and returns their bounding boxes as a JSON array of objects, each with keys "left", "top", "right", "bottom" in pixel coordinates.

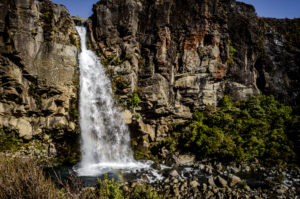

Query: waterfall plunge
[{"left": 75, "top": 26, "right": 146, "bottom": 176}]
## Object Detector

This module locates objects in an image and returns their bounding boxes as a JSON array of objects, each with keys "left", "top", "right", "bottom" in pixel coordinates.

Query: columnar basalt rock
[
  {"left": 0, "top": 0, "right": 80, "bottom": 163},
  {"left": 89, "top": 0, "right": 299, "bottom": 143}
]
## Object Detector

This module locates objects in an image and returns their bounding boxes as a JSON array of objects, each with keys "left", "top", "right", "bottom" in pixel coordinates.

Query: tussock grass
[
  {"left": 0, "top": 155, "right": 63, "bottom": 199},
  {"left": 0, "top": 155, "right": 160, "bottom": 199}
]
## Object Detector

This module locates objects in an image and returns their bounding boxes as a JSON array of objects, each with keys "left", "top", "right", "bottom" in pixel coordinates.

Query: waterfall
[{"left": 75, "top": 26, "right": 140, "bottom": 176}]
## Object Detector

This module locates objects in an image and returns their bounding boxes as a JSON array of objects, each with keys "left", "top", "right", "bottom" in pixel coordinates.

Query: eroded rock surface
[
  {"left": 89, "top": 0, "right": 299, "bottom": 143},
  {"left": 0, "top": 0, "right": 80, "bottom": 163}
]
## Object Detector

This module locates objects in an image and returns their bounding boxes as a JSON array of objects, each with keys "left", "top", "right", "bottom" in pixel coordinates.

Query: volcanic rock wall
[
  {"left": 89, "top": 0, "right": 299, "bottom": 144},
  {"left": 0, "top": 0, "right": 299, "bottom": 162},
  {"left": 0, "top": 0, "right": 80, "bottom": 163}
]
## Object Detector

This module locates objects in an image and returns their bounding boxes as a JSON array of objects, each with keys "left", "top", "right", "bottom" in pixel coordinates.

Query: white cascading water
[{"left": 75, "top": 26, "right": 149, "bottom": 176}]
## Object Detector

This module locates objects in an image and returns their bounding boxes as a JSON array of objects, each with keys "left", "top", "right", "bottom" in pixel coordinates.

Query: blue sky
[
  {"left": 240, "top": 0, "right": 300, "bottom": 18},
  {"left": 51, "top": 0, "right": 300, "bottom": 19},
  {"left": 51, "top": 0, "right": 98, "bottom": 18}
]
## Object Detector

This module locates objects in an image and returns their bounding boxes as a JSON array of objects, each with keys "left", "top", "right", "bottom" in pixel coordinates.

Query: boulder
[
  {"left": 228, "top": 175, "right": 242, "bottom": 187},
  {"left": 15, "top": 118, "right": 33, "bottom": 140},
  {"left": 215, "top": 176, "right": 228, "bottom": 188},
  {"left": 189, "top": 180, "right": 200, "bottom": 188},
  {"left": 176, "top": 155, "right": 195, "bottom": 166},
  {"left": 208, "top": 177, "right": 216, "bottom": 187},
  {"left": 122, "top": 110, "right": 132, "bottom": 124},
  {"left": 169, "top": 169, "right": 179, "bottom": 177}
]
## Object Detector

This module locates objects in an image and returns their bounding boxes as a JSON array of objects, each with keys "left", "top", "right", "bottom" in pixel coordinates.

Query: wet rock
[{"left": 151, "top": 162, "right": 161, "bottom": 170}]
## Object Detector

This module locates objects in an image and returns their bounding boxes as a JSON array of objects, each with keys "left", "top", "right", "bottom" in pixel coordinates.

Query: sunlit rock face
[
  {"left": 0, "top": 0, "right": 80, "bottom": 162},
  {"left": 89, "top": 0, "right": 299, "bottom": 141}
]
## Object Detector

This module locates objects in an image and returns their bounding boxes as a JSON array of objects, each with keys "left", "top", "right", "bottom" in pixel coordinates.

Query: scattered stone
[
  {"left": 215, "top": 176, "right": 228, "bottom": 188},
  {"left": 173, "top": 187, "right": 180, "bottom": 197},
  {"left": 208, "top": 177, "right": 216, "bottom": 187},
  {"left": 276, "top": 185, "right": 289, "bottom": 194},
  {"left": 228, "top": 175, "right": 242, "bottom": 187},
  {"left": 190, "top": 180, "right": 200, "bottom": 188},
  {"left": 245, "top": 185, "right": 251, "bottom": 191},
  {"left": 169, "top": 169, "right": 179, "bottom": 177},
  {"left": 202, "top": 183, "right": 207, "bottom": 192},
  {"left": 216, "top": 163, "right": 223, "bottom": 171},
  {"left": 151, "top": 162, "right": 161, "bottom": 170},
  {"left": 177, "top": 155, "right": 195, "bottom": 166},
  {"left": 229, "top": 166, "right": 240, "bottom": 174},
  {"left": 244, "top": 166, "right": 251, "bottom": 172}
]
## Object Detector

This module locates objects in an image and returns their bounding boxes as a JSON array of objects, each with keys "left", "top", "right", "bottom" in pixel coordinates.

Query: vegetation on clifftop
[{"left": 163, "top": 95, "right": 300, "bottom": 165}]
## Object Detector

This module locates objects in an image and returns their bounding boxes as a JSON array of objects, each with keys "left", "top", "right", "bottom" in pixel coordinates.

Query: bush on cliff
[{"left": 165, "top": 95, "right": 299, "bottom": 165}]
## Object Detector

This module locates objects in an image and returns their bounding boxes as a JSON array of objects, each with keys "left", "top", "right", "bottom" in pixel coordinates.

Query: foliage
[
  {"left": 0, "top": 156, "right": 98, "bottom": 199},
  {"left": 93, "top": 175, "right": 161, "bottom": 199},
  {"left": 273, "top": 174, "right": 285, "bottom": 184},
  {"left": 228, "top": 39, "right": 237, "bottom": 67},
  {"left": 129, "top": 184, "right": 161, "bottom": 199},
  {"left": 133, "top": 150, "right": 157, "bottom": 162},
  {"left": 125, "top": 54, "right": 133, "bottom": 61},
  {"left": 0, "top": 128, "right": 24, "bottom": 152},
  {"left": 69, "top": 109, "right": 79, "bottom": 119},
  {"left": 129, "top": 92, "right": 141, "bottom": 108},
  {"left": 70, "top": 34, "right": 80, "bottom": 51},
  {"left": 41, "top": 10, "right": 54, "bottom": 41},
  {"left": 114, "top": 76, "right": 128, "bottom": 91},
  {"left": 165, "top": 95, "right": 299, "bottom": 165},
  {"left": 0, "top": 156, "right": 63, "bottom": 199},
  {"left": 96, "top": 175, "right": 124, "bottom": 199},
  {"left": 113, "top": 56, "right": 121, "bottom": 65},
  {"left": 238, "top": 181, "right": 248, "bottom": 189},
  {"left": 101, "top": 56, "right": 110, "bottom": 66}
]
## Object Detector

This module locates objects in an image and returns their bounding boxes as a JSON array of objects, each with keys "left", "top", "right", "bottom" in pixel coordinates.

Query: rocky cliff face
[
  {"left": 0, "top": 0, "right": 298, "bottom": 163},
  {"left": 0, "top": 0, "right": 80, "bottom": 163},
  {"left": 89, "top": 0, "right": 299, "bottom": 145}
]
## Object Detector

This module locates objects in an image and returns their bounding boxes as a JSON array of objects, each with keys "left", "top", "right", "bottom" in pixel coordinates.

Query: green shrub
[
  {"left": 129, "top": 184, "right": 161, "bottom": 199},
  {"left": 125, "top": 54, "right": 133, "bottom": 61},
  {"left": 165, "top": 95, "right": 299, "bottom": 165},
  {"left": 69, "top": 109, "right": 79, "bottom": 119},
  {"left": 0, "top": 128, "right": 24, "bottom": 152},
  {"left": 228, "top": 39, "right": 237, "bottom": 67},
  {"left": 113, "top": 56, "right": 121, "bottom": 65},
  {"left": 129, "top": 92, "right": 141, "bottom": 108},
  {"left": 96, "top": 175, "right": 124, "bottom": 199},
  {"left": 114, "top": 76, "right": 128, "bottom": 91},
  {"left": 238, "top": 181, "right": 248, "bottom": 189}
]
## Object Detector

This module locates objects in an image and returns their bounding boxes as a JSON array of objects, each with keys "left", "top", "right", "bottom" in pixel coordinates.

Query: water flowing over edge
[{"left": 74, "top": 26, "right": 157, "bottom": 177}]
